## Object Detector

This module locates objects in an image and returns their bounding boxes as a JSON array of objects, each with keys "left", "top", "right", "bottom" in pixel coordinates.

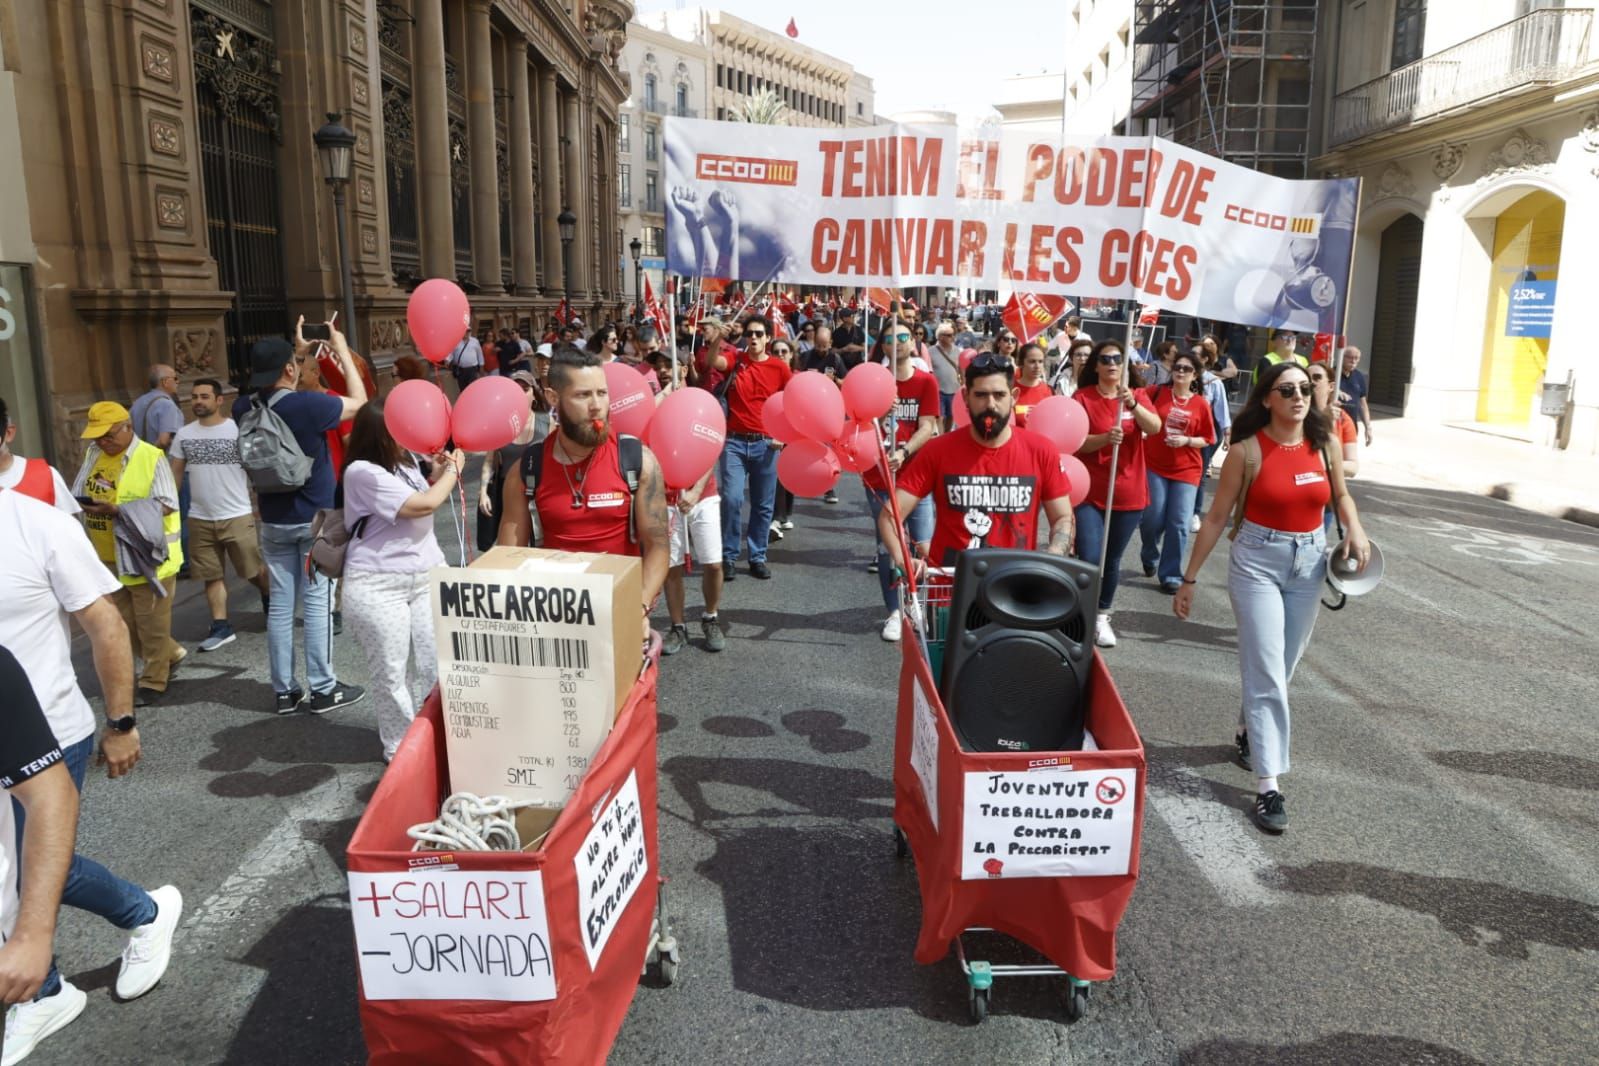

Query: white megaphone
[{"left": 1327, "top": 539, "right": 1384, "bottom": 596}]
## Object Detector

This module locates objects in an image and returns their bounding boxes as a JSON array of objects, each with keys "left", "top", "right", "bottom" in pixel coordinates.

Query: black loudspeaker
[{"left": 938, "top": 549, "right": 1097, "bottom": 753}]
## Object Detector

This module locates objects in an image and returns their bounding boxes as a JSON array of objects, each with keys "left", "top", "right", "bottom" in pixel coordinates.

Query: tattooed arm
[
  {"left": 634, "top": 447, "right": 672, "bottom": 614},
  {"left": 1043, "top": 495, "right": 1075, "bottom": 557}
]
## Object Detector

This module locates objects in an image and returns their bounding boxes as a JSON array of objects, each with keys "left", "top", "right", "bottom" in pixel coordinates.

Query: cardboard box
[{"left": 430, "top": 547, "right": 643, "bottom": 809}]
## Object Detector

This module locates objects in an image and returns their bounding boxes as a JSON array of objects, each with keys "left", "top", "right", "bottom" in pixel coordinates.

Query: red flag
[
  {"left": 1001, "top": 292, "right": 1071, "bottom": 345},
  {"left": 786, "top": 18, "right": 799, "bottom": 38},
  {"left": 643, "top": 275, "right": 670, "bottom": 341},
  {"left": 771, "top": 313, "right": 792, "bottom": 341},
  {"left": 1137, "top": 305, "right": 1160, "bottom": 325},
  {"left": 1311, "top": 333, "right": 1346, "bottom": 363},
  {"left": 553, "top": 298, "right": 570, "bottom": 326},
  {"left": 865, "top": 286, "right": 895, "bottom": 315}
]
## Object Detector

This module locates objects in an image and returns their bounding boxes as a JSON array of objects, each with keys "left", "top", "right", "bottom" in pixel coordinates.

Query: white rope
[{"left": 407, "top": 792, "right": 542, "bottom": 852}]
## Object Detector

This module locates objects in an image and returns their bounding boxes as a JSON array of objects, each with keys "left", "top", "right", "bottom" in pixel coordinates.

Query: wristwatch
[{"left": 107, "top": 714, "right": 137, "bottom": 733}]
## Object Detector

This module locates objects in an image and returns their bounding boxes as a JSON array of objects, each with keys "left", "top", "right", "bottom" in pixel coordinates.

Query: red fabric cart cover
[
  {"left": 892, "top": 636, "right": 1145, "bottom": 981},
  {"left": 347, "top": 660, "right": 660, "bottom": 1065}
]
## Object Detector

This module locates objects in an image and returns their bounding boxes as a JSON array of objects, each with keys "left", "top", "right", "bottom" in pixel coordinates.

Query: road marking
[{"left": 1146, "top": 765, "right": 1278, "bottom": 907}]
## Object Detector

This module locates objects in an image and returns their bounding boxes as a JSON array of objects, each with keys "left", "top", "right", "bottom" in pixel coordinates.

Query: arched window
[{"left": 644, "top": 74, "right": 657, "bottom": 110}]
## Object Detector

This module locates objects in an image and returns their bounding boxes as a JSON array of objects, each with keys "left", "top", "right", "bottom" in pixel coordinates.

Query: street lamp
[
  {"left": 313, "top": 111, "right": 358, "bottom": 344},
  {"left": 558, "top": 206, "right": 576, "bottom": 324},
  {"left": 629, "top": 236, "right": 643, "bottom": 325}
]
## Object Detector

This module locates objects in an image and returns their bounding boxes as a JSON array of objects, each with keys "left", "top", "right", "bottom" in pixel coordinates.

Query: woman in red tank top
[{"left": 1171, "top": 360, "right": 1370, "bottom": 835}]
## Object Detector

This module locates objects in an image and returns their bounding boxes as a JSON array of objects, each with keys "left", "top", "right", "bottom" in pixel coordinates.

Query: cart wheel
[
  {"left": 969, "top": 988, "right": 990, "bottom": 1024},
  {"left": 659, "top": 954, "right": 679, "bottom": 986},
  {"left": 893, "top": 826, "right": 908, "bottom": 860},
  {"left": 1063, "top": 983, "right": 1090, "bottom": 1023}
]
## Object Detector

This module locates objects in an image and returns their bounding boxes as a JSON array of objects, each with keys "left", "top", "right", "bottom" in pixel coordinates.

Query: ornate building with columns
[{"left": 0, "top": 0, "right": 632, "bottom": 460}]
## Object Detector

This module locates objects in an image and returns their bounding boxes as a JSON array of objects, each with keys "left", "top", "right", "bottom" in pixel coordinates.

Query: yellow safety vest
[{"left": 85, "top": 439, "right": 184, "bottom": 586}]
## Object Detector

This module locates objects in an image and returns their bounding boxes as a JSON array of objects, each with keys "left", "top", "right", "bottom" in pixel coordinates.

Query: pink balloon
[
  {"left": 1061, "top": 453, "right": 1092, "bottom": 507},
  {"left": 384, "top": 379, "right": 453, "bottom": 455},
  {"left": 452, "top": 375, "right": 527, "bottom": 452},
  {"left": 761, "top": 391, "right": 802, "bottom": 445},
  {"left": 1028, "top": 394, "right": 1090, "bottom": 453},
  {"left": 650, "top": 387, "right": 726, "bottom": 489},
  {"left": 777, "top": 440, "right": 841, "bottom": 497},
  {"left": 603, "top": 361, "right": 655, "bottom": 439},
  {"left": 952, "top": 388, "right": 971, "bottom": 429},
  {"left": 784, "top": 370, "right": 846, "bottom": 442},
  {"left": 959, "top": 348, "right": 980, "bottom": 373},
  {"left": 840, "top": 362, "right": 895, "bottom": 421},
  {"left": 835, "top": 420, "right": 883, "bottom": 474},
  {"left": 407, "top": 279, "right": 472, "bottom": 364}
]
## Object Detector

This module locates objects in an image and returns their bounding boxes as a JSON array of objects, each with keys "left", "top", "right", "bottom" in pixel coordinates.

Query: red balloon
[
  {"left": 1061, "top": 453, "right": 1092, "bottom": 507},
  {"left": 650, "top": 387, "right": 726, "bottom": 489},
  {"left": 1028, "top": 394, "right": 1091, "bottom": 453},
  {"left": 835, "top": 420, "right": 884, "bottom": 474},
  {"left": 761, "top": 391, "right": 801, "bottom": 444},
  {"left": 384, "top": 379, "right": 452, "bottom": 455},
  {"left": 959, "top": 348, "right": 980, "bottom": 373},
  {"left": 603, "top": 361, "right": 655, "bottom": 439},
  {"left": 952, "top": 387, "right": 971, "bottom": 429},
  {"left": 452, "top": 375, "right": 527, "bottom": 452},
  {"left": 840, "top": 362, "right": 895, "bottom": 421},
  {"left": 784, "top": 370, "right": 846, "bottom": 442},
  {"left": 776, "top": 439, "right": 841, "bottom": 497},
  {"left": 406, "top": 279, "right": 472, "bottom": 364}
]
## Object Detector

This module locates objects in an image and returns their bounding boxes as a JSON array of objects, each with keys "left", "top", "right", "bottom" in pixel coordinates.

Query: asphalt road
[{"left": 36, "top": 461, "right": 1599, "bottom": 1065}]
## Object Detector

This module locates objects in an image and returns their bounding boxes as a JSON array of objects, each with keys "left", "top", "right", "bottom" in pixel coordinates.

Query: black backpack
[{"left": 521, "top": 435, "right": 645, "bottom": 544}]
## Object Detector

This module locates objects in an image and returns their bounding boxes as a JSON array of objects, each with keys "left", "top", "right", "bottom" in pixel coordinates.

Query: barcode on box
[{"left": 448, "top": 632, "right": 590, "bottom": 669}]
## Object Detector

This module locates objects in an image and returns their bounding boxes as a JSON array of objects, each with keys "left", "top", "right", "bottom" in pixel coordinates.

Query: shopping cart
[{"left": 892, "top": 568, "right": 1146, "bottom": 1024}]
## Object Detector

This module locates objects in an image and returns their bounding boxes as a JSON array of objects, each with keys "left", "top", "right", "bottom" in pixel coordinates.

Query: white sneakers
[
  {"left": 1095, "top": 614, "right": 1117, "bottom": 648},
  {"left": 116, "top": 884, "right": 184, "bottom": 1000},
  {"left": 880, "top": 612, "right": 903, "bottom": 642},
  {"left": 3, "top": 980, "right": 87, "bottom": 1066}
]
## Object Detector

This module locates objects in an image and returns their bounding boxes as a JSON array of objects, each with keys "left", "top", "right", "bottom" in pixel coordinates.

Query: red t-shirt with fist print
[{"left": 896, "top": 426, "right": 1071, "bottom": 566}]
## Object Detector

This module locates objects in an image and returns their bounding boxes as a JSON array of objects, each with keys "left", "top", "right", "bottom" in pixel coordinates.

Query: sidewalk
[{"left": 1357, "top": 415, "right": 1599, "bottom": 529}]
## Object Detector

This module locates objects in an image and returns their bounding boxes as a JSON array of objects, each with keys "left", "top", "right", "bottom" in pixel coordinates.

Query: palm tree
[{"left": 730, "top": 88, "right": 788, "bottom": 126}]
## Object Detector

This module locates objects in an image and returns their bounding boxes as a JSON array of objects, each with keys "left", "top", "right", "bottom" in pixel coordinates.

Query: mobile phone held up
[{"left": 302, "top": 321, "right": 334, "bottom": 342}]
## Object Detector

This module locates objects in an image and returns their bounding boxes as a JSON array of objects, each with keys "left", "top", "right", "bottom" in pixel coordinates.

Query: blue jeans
[
  {"left": 939, "top": 392, "right": 955, "bottom": 423},
  {"left": 1194, "top": 443, "right": 1221, "bottom": 516},
  {"left": 261, "top": 521, "right": 335, "bottom": 695},
  {"left": 864, "top": 487, "right": 934, "bottom": 611},
  {"left": 719, "top": 436, "right": 780, "bottom": 565},
  {"left": 1073, "top": 504, "right": 1143, "bottom": 611},
  {"left": 1227, "top": 520, "right": 1327, "bottom": 779},
  {"left": 1139, "top": 472, "right": 1199, "bottom": 588},
  {"left": 13, "top": 736, "right": 157, "bottom": 1000}
]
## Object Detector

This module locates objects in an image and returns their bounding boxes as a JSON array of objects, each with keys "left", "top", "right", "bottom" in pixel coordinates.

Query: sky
[{"left": 633, "top": 0, "right": 1067, "bottom": 120}]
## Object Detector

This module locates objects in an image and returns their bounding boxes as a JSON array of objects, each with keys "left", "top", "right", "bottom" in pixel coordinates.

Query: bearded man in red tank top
[{"left": 496, "top": 348, "right": 670, "bottom": 619}]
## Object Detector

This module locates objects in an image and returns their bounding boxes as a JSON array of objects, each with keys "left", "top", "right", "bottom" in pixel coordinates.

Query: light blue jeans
[
  {"left": 864, "top": 487, "right": 934, "bottom": 611},
  {"left": 1140, "top": 472, "right": 1199, "bottom": 588},
  {"left": 1227, "top": 519, "right": 1327, "bottom": 780},
  {"left": 261, "top": 521, "right": 335, "bottom": 696},
  {"left": 13, "top": 736, "right": 157, "bottom": 999},
  {"left": 719, "top": 436, "right": 780, "bottom": 566}
]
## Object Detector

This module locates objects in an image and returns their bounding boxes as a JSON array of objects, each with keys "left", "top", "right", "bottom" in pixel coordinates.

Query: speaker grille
[{"left": 950, "top": 633, "right": 1084, "bottom": 753}]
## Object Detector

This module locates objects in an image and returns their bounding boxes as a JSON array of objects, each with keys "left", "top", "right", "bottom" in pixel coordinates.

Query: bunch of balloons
[{"left": 770, "top": 363, "right": 898, "bottom": 497}]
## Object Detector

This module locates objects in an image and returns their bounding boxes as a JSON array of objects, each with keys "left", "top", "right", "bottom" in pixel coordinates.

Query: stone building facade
[{"left": 0, "top": 0, "right": 632, "bottom": 462}]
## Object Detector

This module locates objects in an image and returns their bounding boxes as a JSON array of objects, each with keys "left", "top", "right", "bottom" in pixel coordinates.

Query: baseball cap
[
  {"left": 535, "top": 342, "right": 554, "bottom": 359},
  {"left": 700, "top": 315, "right": 725, "bottom": 330},
  {"left": 81, "top": 400, "right": 131, "bottom": 439},
  {"left": 510, "top": 369, "right": 540, "bottom": 389},
  {"left": 247, "top": 337, "right": 296, "bottom": 388}
]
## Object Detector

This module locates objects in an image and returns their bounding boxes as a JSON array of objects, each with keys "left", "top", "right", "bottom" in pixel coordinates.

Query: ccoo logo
[{"left": 695, "top": 153, "right": 799, "bottom": 186}]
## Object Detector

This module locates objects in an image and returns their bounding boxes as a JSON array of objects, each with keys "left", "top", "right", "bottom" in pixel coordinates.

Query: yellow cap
[{"left": 81, "top": 401, "right": 131, "bottom": 439}]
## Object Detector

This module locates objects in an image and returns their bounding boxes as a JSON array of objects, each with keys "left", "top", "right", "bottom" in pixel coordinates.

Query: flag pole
[
  {"left": 1096, "top": 305, "right": 1139, "bottom": 575},
  {"left": 667, "top": 274, "right": 679, "bottom": 390}
]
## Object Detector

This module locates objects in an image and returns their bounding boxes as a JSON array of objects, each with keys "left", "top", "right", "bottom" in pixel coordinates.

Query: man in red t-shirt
[
  {"left": 496, "top": 348, "right": 670, "bottom": 618},
  {"left": 884, "top": 352, "right": 1075, "bottom": 580},
  {"left": 717, "top": 315, "right": 790, "bottom": 580},
  {"left": 863, "top": 325, "right": 941, "bottom": 641},
  {"left": 689, "top": 316, "right": 739, "bottom": 394}
]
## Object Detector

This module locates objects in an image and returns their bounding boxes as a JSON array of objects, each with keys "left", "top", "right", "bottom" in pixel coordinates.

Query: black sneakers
[
  {"left": 1234, "top": 731, "right": 1252, "bottom": 772},
  {"left": 306, "top": 682, "right": 365, "bottom": 715},
  {"left": 722, "top": 562, "right": 737, "bottom": 582},
  {"left": 749, "top": 561, "right": 772, "bottom": 580},
  {"left": 275, "top": 688, "right": 305, "bottom": 715},
  {"left": 1253, "top": 790, "right": 1288, "bottom": 834}
]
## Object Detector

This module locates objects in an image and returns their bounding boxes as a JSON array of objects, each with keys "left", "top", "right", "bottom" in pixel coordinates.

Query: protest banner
[{"left": 663, "top": 119, "right": 1358, "bottom": 333}]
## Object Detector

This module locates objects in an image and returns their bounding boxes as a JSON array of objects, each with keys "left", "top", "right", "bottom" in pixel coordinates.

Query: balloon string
[{"left": 454, "top": 467, "right": 472, "bottom": 566}]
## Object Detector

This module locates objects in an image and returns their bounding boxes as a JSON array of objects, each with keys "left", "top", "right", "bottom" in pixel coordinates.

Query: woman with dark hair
[
  {"left": 1146, "top": 339, "right": 1179, "bottom": 388},
  {"left": 619, "top": 324, "right": 641, "bottom": 363},
  {"left": 1138, "top": 348, "right": 1216, "bottom": 592},
  {"left": 994, "top": 331, "right": 1020, "bottom": 365},
  {"left": 1012, "top": 342, "right": 1053, "bottom": 427},
  {"left": 585, "top": 325, "right": 621, "bottom": 360},
  {"left": 1072, "top": 339, "right": 1162, "bottom": 647},
  {"left": 1062, "top": 338, "right": 1094, "bottom": 397},
  {"left": 1174, "top": 360, "right": 1369, "bottom": 833},
  {"left": 1191, "top": 340, "right": 1233, "bottom": 532},
  {"left": 340, "top": 403, "right": 465, "bottom": 761}
]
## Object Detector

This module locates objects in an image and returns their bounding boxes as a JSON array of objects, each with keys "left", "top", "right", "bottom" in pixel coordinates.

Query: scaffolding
[{"left": 1131, "top": 0, "right": 1320, "bottom": 177}]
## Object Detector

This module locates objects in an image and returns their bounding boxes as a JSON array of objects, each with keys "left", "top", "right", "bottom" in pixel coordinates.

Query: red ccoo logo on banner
[{"left": 694, "top": 154, "right": 800, "bottom": 186}]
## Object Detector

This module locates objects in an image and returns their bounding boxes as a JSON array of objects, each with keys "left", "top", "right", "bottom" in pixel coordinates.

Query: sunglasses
[
  {"left": 1098, "top": 354, "right": 1124, "bottom": 365},
  {"left": 745, "top": 330, "right": 766, "bottom": 337},
  {"left": 969, "top": 353, "right": 1011, "bottom": 373},
  {"left": 894, "top": 333, "right": 911, "bottom": 342},
  {"left": 1274, "top": 382, "right": 1315, "bottom": 398},
  {"left": 1172, "top": 365, "right": 1197, "bottom": 374},
  {"left": 999, "top": 336, "right": 1017, "bottom": 343}
]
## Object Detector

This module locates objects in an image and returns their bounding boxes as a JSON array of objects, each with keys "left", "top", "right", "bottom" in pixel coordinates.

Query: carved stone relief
[
  {"left": 171, "top": 327, "right": 217, "bottom": 373},
  {"left": 1432, "top": 141, "right": 1466, "bottom": 182},
  {"left": 1374, "top": 162, "right": 1415, "bottom": 201}
]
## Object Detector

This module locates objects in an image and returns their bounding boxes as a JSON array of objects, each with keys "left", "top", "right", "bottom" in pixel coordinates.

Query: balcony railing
[
  {"left": 643, "top": 99, "right": 698, "bottom": 118},
  {"left": 1330, "top": 8, "right": 1594, "bottom": 146}
]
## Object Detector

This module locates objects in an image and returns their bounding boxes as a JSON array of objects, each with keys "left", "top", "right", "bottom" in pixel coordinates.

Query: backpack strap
[
  {"left": 1226, "top": 435, "right": 1262, "bottom": 541},
  {"left": 520, "top": 438, "right": 545, "bottom": 498}
]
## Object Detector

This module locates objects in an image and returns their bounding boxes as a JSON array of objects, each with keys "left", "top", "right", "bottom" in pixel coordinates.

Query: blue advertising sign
[{"left": 1506, "top": 280, "right": 1556, "bottom": 338}]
